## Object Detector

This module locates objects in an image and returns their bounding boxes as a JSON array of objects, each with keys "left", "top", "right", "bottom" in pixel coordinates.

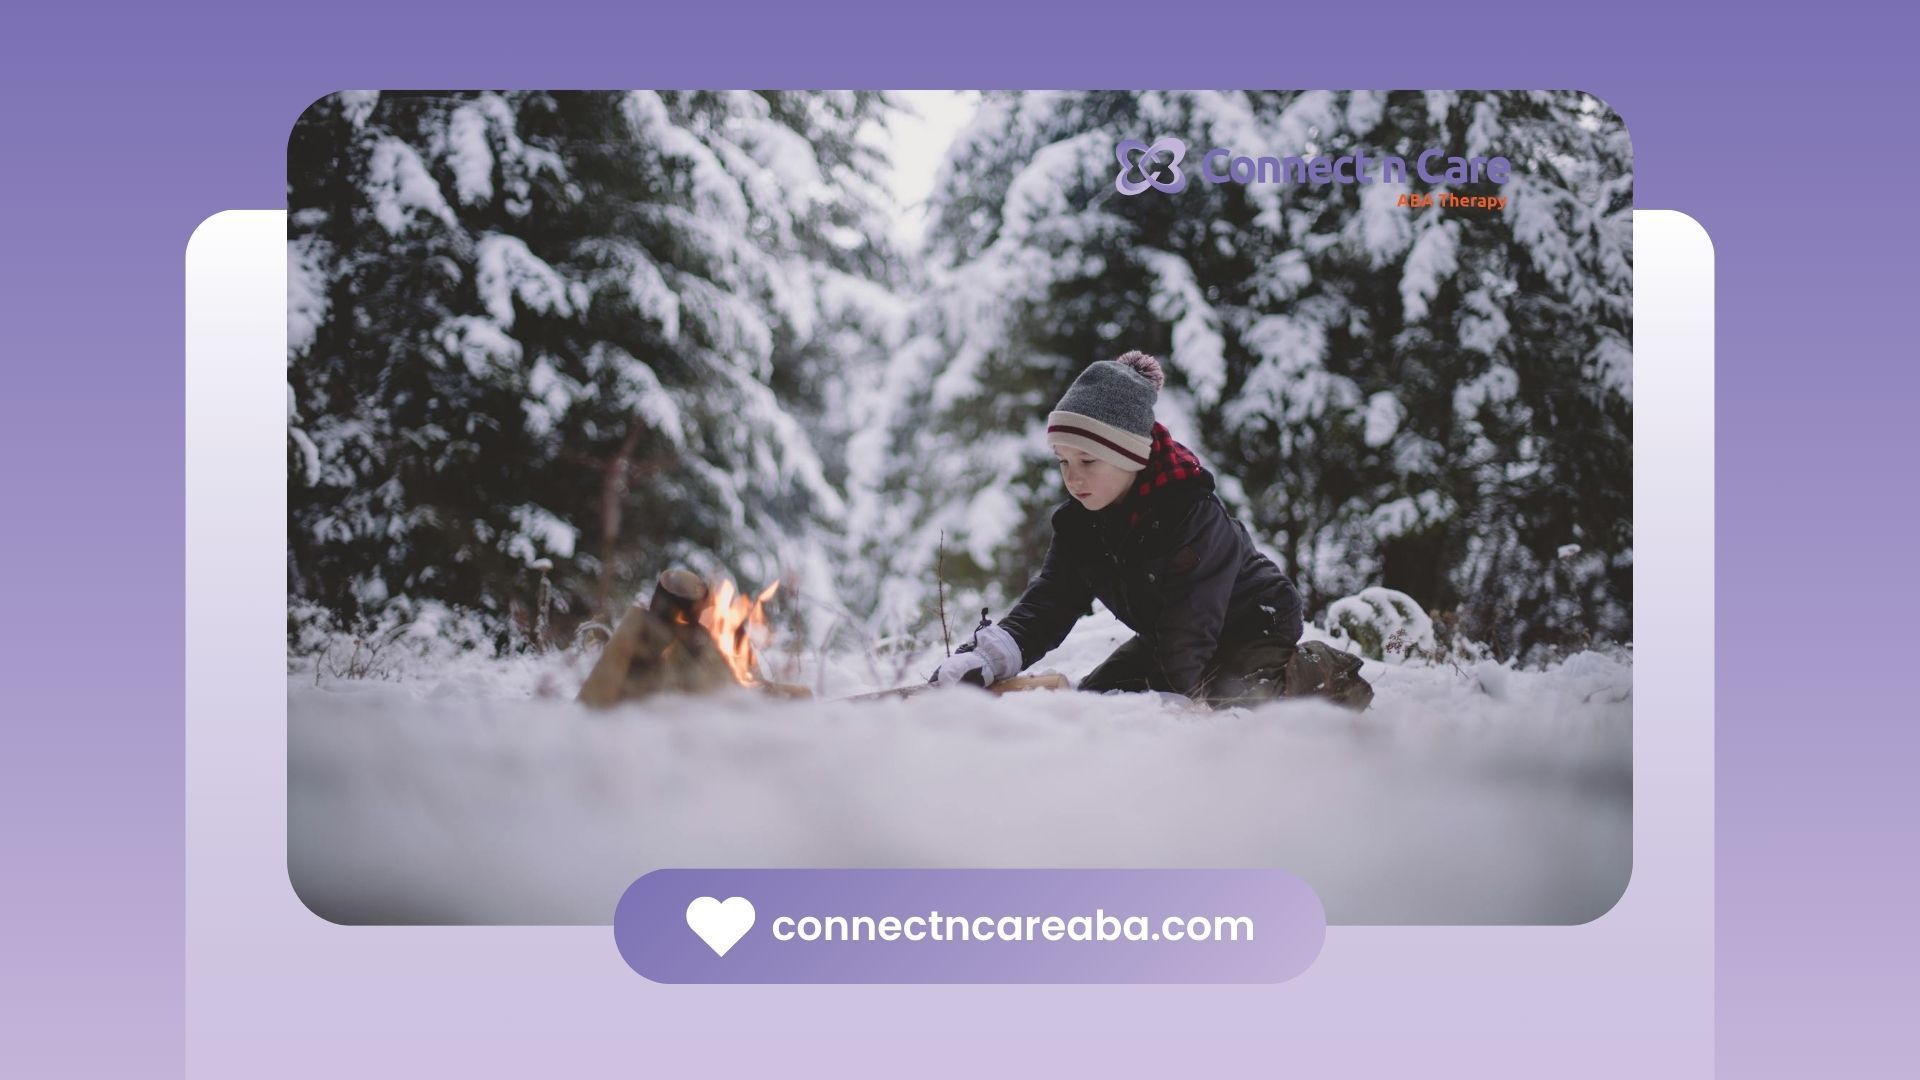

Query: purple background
[
  {"left": 614, "top": 869, "right": 1325, "bottom": 983},
  {"left": 2, "top": 2, "right": 1913, "bottom": 1075}
]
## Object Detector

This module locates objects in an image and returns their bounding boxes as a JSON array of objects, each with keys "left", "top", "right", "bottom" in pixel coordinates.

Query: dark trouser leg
[
  {"left": 1195, "top": 637, "right": 1298, "bottom": 708},
  {"left": 1076, "top": 635, "right": 1169, "bottom": 693}
]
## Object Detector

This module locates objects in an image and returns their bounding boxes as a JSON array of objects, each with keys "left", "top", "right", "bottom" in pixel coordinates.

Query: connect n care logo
[
  {"left": 1114, "top": 137, "right": 1188, "bottom": 196},
  {"left": 1111, "top": 134, "right": 1515, "bottom": 204}
]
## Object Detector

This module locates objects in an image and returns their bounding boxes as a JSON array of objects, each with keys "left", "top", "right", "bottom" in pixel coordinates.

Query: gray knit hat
[{"left": 1046, "top": 351, "right": 1165, "bottom": 472}]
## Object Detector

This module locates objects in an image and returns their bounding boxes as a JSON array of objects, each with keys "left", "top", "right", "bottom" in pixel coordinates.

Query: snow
[
  {"left": 712, "top": 114, "right": 824, "bottom": 239},
  {"left": 445, "top": 102, "right": 495, "bottom": 206},
  {"left": 1505, "top": 174, "right": 1578, "bottom": 298},
  {"left": 288, "top": 425, "right": 321, "bottom": 486},
  {"left": 1141, "top": 249, "right": 1228, "bottom": 407},
  {"left": 449, "top": 92, "right": 566, "bottom": 219},
  {"left": 622, "top": 248, "right": 682, "bottom": 341},
  {"left": 816, "top": 268, "right": 911, "bottom": 342},
  {"left": 592, "top": 345, "right": 685, "bottom": 449},
  {"left": 1362, "top": 391, "right": 1404, "bottom": 449},
  {"left": 1369, "top": 490, "right": 1456, "bottom": 540},
  {"left": 929, "top": 339, "right": 987, "bottom": 411},
  {"left": 522, "top": 357, "right": 576, "bottom": 437},
  {"left": 1399, "top": 220, "right": 1459, "bottom": 322},
  {"left": 846, "top": 337, "right": 939, "bottom": 521},
  {"left": 961, "top": 484, "right": 1023, "bottom": 568},
  {"left": 286, "top": 235, "right": 330, "bottom": 357},
  {"left": 435, "top": 315, "right": 522, "bottom": 376},
  {"left": 1467, "top": 98, "right": 1503, "bottom": 161},
  {"left": 1226, "top": 313, "right": 1344, "bottom": 433},
  {"left": 289, "top": 606, "right": 1629, "bottom": 926},
  {"left": 474, "top": 233, "right": 577, "bottom": 330},
  {"left": 621, "top": 91, "right": 750, "bottom": 229},
  {"left": 366, "top": 137, "right": 456, "bottom": 235},
  {"left": 1344, "top": 90, "right": 1385, "bottom": 137},
  {"left": 1326, "top": 586, "right": 1438, "bottom": 660},
  {"left": 1590, "top": 328, "right": 1633, "bottom": 399},
  {"left": 334, "top": 90, "right": 378, "bottom": 129},
  {"left": 674, "top": 272, "right": 775, "bottom": 375},
  {"left": 506, "top": 503, "right": 577, "bottom": 563},
  {"left": 1269, "top": 90, "right": 1342, "bottom": 155},
  {"left": 997, "top": 131, "right": 1102, "bottom": 244},
  {"left": 1458, "top": 286, "right": 1512, "bottom": 356},
  {"left": 1391, "top": 433, "right": 1443, "bottom": 477},
  {"left": 1352, "top": 181, "right": 1413, "bottom": 267},
  {"left": 1251, "top": 248, "right": 1312, "bottom": 305},
  {"left": 1453, "top": 363, "right": 1520, "bottom": 420},
  {"left": 719, "top": 365, "right": 847, "bottom": 520}
]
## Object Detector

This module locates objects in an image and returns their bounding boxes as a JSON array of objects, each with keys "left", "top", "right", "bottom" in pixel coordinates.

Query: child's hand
[
  {"left": 929, "top": 624, "right": 1022, "bottom": 688},
  {"left": 930, "top": 652, "right": 992, "bottom": 687}
]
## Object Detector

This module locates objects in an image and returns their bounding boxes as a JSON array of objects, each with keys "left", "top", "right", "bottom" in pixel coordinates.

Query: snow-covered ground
[{"left": 289, "top": 609, "right": 1630, "bottom": 925}]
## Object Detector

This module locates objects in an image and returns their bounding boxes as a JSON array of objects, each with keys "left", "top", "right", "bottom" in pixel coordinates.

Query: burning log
[{"left": 577, "top": 568, "right": 809, "bottom": 707}]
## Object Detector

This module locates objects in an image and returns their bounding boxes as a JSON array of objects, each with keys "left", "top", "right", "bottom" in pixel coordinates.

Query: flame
[{"left": 697, "top": 576, "right": 780, "bottom": 685}]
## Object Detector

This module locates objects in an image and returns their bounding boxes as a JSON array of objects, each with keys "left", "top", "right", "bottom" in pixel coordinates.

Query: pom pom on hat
[{"left": 1113, "top": 350, "right": 1165, "bottom": 391}]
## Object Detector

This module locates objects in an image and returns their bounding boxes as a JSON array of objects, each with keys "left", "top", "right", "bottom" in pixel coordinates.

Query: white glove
[
  {"left": 931, "top": 624, "right": 1024, "bottom": 688},
  {"left": 931, "top": 650, "right": 993, "bottom": 687}
]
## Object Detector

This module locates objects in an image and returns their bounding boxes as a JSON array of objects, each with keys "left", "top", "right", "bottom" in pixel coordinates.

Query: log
[
  {"left": 839, "top": 672, "right": 1071, "bottom": 703},
  {"left": 648, "top": 567, "right": 708, "bottom": 623},
  {"left": 575, "top": 602, "right": 656, "bottom": 708},
  {"left": 577, "top": 569, "right": 737, "bottom": 707},
  {"left": 618, "top": 619, "right": 736, "bottom": 701},
  {"left": 758, "top": 681, "right": 815, "bottom": 700}
]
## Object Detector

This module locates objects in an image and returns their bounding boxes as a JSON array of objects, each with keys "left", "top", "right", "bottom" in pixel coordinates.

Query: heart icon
[{"left": 684, "top": 896, "right": 755, "bottom": 957}]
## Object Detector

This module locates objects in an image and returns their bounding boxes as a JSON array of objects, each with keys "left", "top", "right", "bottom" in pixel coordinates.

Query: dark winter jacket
[{"left": 997, "top": 424, "right": 1304, "bottom": 695}]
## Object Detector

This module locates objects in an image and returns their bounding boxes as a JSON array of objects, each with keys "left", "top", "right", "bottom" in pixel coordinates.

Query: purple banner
[{"left": 615, "top": 869, "right": 1325, "bottom": 984}]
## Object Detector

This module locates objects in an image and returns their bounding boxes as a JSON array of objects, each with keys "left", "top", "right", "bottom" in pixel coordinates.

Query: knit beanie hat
[{"left": 1046, "top": 351, "right": 1165, "bottom": 472}]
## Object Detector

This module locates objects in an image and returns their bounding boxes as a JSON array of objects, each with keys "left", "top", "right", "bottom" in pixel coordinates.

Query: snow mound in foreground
[{"left": 289, "top": 613, "right": 1630, "bottom": 925}]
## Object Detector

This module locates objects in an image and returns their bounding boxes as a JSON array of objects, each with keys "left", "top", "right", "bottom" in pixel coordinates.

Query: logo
[
  {"left": 1114, "top": 137, "right": 1188, "bottom": 196},
  {"left": 1112, "top": 135, "right": 1514, "bottom": 196}
]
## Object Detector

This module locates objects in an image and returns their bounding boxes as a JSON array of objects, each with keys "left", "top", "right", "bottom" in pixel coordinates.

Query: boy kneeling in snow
[{"left": 933, "top": 351, "right": 1306, "bottom": 707}]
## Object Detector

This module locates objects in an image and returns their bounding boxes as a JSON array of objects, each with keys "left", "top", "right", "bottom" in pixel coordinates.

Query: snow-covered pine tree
[
  {"left": 853, "top": 91, "right": 1630, "bottom": 661},
  {"left": 289, "top": 91, "right": 908, "bottom": 647}
]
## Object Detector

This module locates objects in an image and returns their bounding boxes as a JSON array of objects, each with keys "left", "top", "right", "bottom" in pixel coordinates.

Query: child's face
[{"left": 1054, "top": 448, "right": 1136, "bottom": 511}]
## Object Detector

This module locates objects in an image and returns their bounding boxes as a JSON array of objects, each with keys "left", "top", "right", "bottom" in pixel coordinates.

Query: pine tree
[{"left": 288, "top": 91, "right": 908, "bottom": 646}]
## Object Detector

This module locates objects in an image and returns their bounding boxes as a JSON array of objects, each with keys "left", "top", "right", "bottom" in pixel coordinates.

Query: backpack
[{"left": 1282, "top": 640, "right": 1375, "bottom": 711}]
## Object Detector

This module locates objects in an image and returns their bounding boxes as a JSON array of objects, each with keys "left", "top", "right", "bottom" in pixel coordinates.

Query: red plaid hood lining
[{"left": 1124, "top": 423, "right": 1211, "bottom": 529}]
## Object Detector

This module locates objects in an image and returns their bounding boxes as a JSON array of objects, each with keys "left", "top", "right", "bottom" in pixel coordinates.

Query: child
[{"left": 932, "top": 351, "right": 1306, "bottom": 706}]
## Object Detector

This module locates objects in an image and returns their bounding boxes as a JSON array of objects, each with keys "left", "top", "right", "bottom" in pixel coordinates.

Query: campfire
[
  {"left": 700, "top": 577, "right": 780, "bottom": 686},
  {"left": 576, "top": 568, "right": 808, "bottom": 707},
  {"left": 576, "top": 567, "right": 1071, "bottom": 708}
]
